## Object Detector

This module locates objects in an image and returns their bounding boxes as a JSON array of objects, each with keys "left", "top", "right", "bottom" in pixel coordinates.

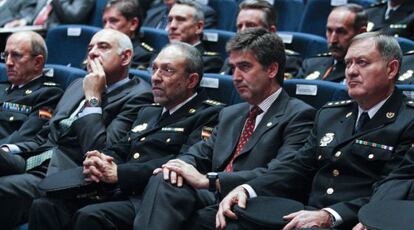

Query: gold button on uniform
[
  {"left": 166, "top": 138, "right": 171, "bottom": 143},
  {"left": 368, "top": 154, "right": 374, "bottom": 159},
  {"left": 140, "top": 137, "right": 146, "bottom": 141},
  {"left": 133, "top": 153, "right": 140, "bottom": 159},
  {"left": 317, "top": 155, "right": 322, "bottom": 160},
  {"left": 326, "top": 188, "right": 334, "bottom": 195},
  {"left": 332, "top": 169, "right": 340, "bottom": 177},
  {"left": 334, "top": 151, "right": 341, "bottom": 157},
  {"left": 9, "top": 116, "right": 14, "bottom": 121},
  {"left": 266, "top": 122, "right": 272, "bottom": 127},
  {"left": 128, "top": 137, "right": 131, "bottom": 141}
]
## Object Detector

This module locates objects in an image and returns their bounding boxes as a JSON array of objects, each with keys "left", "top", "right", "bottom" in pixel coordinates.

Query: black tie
[
  {"left": 158, "top": 111, "right": 170, "bottom": 124},
  {"left": 355, "top": 112, "right": 370, "bottom": 133}
]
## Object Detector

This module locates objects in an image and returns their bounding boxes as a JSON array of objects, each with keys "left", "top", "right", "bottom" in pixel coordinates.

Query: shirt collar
[
  {"left": 162, "top": 92, "right": 198, "bottom": 115},
  {"left": 252, "top": 88, "right": 282, "bottom": 114},
  {"left": 357, "top": 93, "right": 392, "bottom": 119}
]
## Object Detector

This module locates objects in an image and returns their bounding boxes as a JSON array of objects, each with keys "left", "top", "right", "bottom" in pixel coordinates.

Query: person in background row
[
  {"left": 102, "top": 0, "right": 154, "bottom": 70},
  {"left": 4, "top": 0, "right": 96, "bottom": 28},
  {"left": 216, "top": 32, "right": 414, "bottom": 230},
  {"left": 0, "top": 29, "right": 153, "bottom": 228},
  {"left": 0, "top": 0, "right": 36, "bottom": 27},
  {"left": 165, "top": 0, "right": 223, "bottom": 73},
  {"left": 220, "top": 0, "right": 303, "bottom": 78},
  {"left": 298, "top": 4, "right": 367, "bottom": 83}
]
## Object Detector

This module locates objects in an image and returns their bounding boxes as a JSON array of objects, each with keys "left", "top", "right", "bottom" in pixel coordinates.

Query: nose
[
  {"left": 88, "top": 46, "right": 99, "bottom": 59},
  {"left": 5, "top": 54, "right": 14, "bottom": 66},
  {"left": 232, "top": 67, "right": 243, "bottom": 82},
  {"left": 345, "top": 62, "right": 358, "bottom": 79},
  {"left": 327, "top": 31, "right": 338, "bottom": 44}
]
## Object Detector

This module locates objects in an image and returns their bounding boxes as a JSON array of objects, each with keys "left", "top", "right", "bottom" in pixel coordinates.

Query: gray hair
[
  {"left": 161, "top": 41, "right": 203, "bottom": 84},
  {"left": 30, "top": 34, "right": 48, "bottom": 62},
  {"left": 226, "top": 27, "right": 286, "bottom": 85},
  {"left": 175, "top": 0, "right": 205, "bottom": 22},
  {"left": 239, "top": 0, "right": 276, "bottom": 29},
  {"left": 351, "top": 32, "right": 402, "bottom": 67}
]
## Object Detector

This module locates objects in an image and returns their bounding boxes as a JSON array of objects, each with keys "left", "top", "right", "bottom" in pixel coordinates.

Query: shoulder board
[
  {"left": 405, "top": 50, "right": 414, "bottom": 55},
  {"left": 43, "top": 82, "right": 60, "bottom": 87},
  {"left": 141, "top": 42, "right": 154, "bottom": 52},
  {"left": 203, "top": 51, "right": 220, "bottom": 56},
  {"left": 323, "top": 99, "right": 353, "bottom": 108},
  {"left": 406, "top": 100, "right": 414, "bottom": 108},
  {"left": 369, "top": 1, "right": 386, "bottom": 8},
  {"left": 203, "top": 99, "right": 225, "bottom": 106},
  {"left": 316, "top": 52, "right": 332, "bottom": 57},
  {"left": 285, "top": 49, "right": 300, "bottom": 56},
  {"left": 150, "top": 102, "right": 161, "bottom": 106}
]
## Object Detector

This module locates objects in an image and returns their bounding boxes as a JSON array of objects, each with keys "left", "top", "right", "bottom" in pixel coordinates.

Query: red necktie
[
  {"left": 225, "top": 106, "right": 262, "bottom": 172},
  {"left": 33, "top": 3, "right": 53, "bottom": 26}
]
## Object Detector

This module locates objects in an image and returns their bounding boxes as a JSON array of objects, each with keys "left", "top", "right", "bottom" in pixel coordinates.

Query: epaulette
[
  {"left": 369, "top": 0, "right": 386, "bottom": 8},
  {"left": 398, "top": 70, "right": 413, "bottom": 82},
  {"left": 316, "top": 52, "right": 332, "bottom": 57},
  {"left": 203, "top": 99, "right": 224, "bottom": 106},
  {"left": 150, "top": 102, "right": 161, "bottom": 106},
  {"left": 323, "top": 99, "right": 353, "bottom": 108},
  {"left": 43, "top": 82, "right": 60, "bottom": 87},
  {"left": 203, "top": 51, "right": 220, "bottom": 56},
  {"left": 406, "top": 100, "right": 414, "bottom": 108},
  {"left": 405, "top": 50, "right": 414, "bottom": 55},
  {"left": 285, "top": 49, "right": 300, "bottom": 56},
  {"left": 389, "top": 24, "right": 407, "bottom": 29},
  {"left": 141, "top": 42, "right": 154, "bottom": 52}
]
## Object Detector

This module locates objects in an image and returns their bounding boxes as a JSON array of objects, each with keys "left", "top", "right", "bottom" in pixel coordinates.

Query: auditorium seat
[
  {"left": 274, "top": 0, "right": 305, "bottom": 32},
  {"left": 87, "top": 0, "right": 108, "bottom": 27},
  {"left": 129, "top": 69, "right": 151, "bottom": 84},
  {"left": 45, "top": 25, "right": 100, "bottom": 68},
  {"left": 397, "top": 37, "right": 414, "bottom": 53},
  {"left": 208, "top": 0, "right": 238, "bottom": 31},
  {"left": 201, "top": 73, "right": 243, "bottom": 105},
  {"left": 140, "top": 27, "right": 169, "bottom": 52},
  {"left": 283, "top": 79, "right": 350, "bottom": 109},
  {"left": 203, "top": 29, "right": 236, "bottom": 59},
  {"left": 43, "top": 64, "right": 87, "bottom": 89},
  {"left": 277, "top": 31, "right": 328, "bottom": 59}
]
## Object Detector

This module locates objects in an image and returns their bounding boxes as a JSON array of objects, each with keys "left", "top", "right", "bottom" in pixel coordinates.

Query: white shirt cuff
[
  {"left": 241, "top": 184, "right": 258, "bottom": 198},
  {"left": 323, "top": 207, "right": 343, "bottom": 227},
  {"left": 1, "top": 144, "right": 21, "bottom": 154},
  {"left": 78, "top": 107, "right": 102, "bottom": 118}
]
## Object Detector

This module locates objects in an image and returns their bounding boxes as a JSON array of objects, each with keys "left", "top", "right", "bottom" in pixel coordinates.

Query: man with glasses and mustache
[{"left": 298, "top": 4, "right": 367, "bottom": 83}]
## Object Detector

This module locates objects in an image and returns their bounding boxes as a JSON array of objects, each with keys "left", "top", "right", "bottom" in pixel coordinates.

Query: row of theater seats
[
  {"left": 2, "top": 62, "right": 414, "bottom": 110},
  {"left": 41, "top": 24, "right": 414, "bottom": 70}
]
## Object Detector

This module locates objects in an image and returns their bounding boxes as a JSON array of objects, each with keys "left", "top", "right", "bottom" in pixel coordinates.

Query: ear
[
  {"left": 358, "top": 26, "right": 367, "bottom": 33},
  {"left": 387, "top": 59, "right": 400, "bottom": 81},
  {"left": 120, "top": 49, "right": 133, "bottom": 67},
  {"left": 33, "top": 55, "right": 45, "bottom": 72},
  {"left": 267, "top": 62, "right": 279, "bottom": 80},
  {"left": 129, "top": 17, "right": 139, "bottom": 35},
  {"left": 195, "top": 20, "right": 204, "bottom": 36},
  {"left": 187, "top": 72, "right": 200, "bottom": 90}
]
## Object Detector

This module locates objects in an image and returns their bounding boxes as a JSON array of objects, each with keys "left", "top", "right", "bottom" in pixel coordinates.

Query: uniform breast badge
[
  {"left": 320, "top": 133, "right": 335, "bottom": 146},
  {"left": 131, "top": 123, "right": 148, "bottom": 133}
]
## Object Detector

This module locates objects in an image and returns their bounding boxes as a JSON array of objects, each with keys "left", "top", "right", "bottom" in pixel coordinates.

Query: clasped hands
[
  {"left": 153, "top": 159, "right": 208, "bottom": 189},
  {"left": 83, "top": 150, "right": 118, "bottom": 184}
]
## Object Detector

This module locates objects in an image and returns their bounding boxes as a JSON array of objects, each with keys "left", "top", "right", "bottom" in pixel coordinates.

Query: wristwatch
[
  {"left": 86, "top": 97, "right": 100, "bottom": 107},
  {"left": 206, "top": 172, "right": 218, "bottom": 192}
]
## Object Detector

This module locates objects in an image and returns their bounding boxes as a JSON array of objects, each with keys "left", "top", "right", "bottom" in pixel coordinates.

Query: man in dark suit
[
  {"left": 143, "top": 0, "right": 216, "bottom": 29},
  {"left": 0, "top": 0, "right": 36, "bottom": 27},
  {"left": 102, "top": 0, "right": 154, "bottom": 70},
  {"left": 216, "top": 32, "right": 414, "bottom": 230},
  {"left": 0, "top": 29, "right": 153, "bottom": 228},
  {"left": 220, "top": 0, "right": 302, "bottom": 78},
  {"left": 133, "top": 28, "right": 315, "bottom": 230},
  {"left": 0, "top": 31, "right": 63, "bottom": 146},
  {"left": 298, "top": 4, "right": 367, "bottom": 83},
  {"left": 29, "top": 41, "right": 223, "bottom": 230},
  {"left": 4, "top": 0, "right": 96, "bottom": 28},
  {"left": 366, "top": 0, "right": 414, "bottom": 40},
  {"left": 166, "top": 0, "right": 223, "bottom": 73}
]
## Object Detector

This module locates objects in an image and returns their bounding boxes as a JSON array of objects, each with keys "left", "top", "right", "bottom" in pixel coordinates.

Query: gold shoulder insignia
[
  {"left": 405, "top": 50, "right": 414, "bottom": 55},
  {"left": 323, "top": 100, "right": 353, "bottom": 108},
  {"left": 43, "top": 82, "right": 58, "bottom": 86},
  {"left": 285, "top": 49, "right": 300, "bottom": 56},
  {"left": 316, "top": 52, "right": 332, "bottom": 57},
  {"left": 203, "top": 99, "right": 225, "bottom": 106},
  {"left": 141, "top": 42, "right": 154, "bottom": 52},
  {"left": 203, "top": 51, "right": 219, "bottom": 56},
  {"left": 406, "top": 100, "right": 414, "bottom": 108},
  {"left": 398, "top": 70, "right": 413, "bottom": 82},
  {"left": 151, "top": 103, "right": 161, "bottom": 106}
]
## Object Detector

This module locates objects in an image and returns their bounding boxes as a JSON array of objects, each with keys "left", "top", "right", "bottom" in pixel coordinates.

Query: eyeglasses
[
  {"left": 150, "top": 65, "right": 177, "bottom": 77},
  {"left": 0, "top": 51, "right": 37, "bottom": 62}
]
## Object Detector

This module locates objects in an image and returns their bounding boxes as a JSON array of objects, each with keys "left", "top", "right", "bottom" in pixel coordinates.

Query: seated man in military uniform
[
  {"left": 29, "top": 41, "right": 224, "bottom": 230},
  {"left": 216, "top": 32, "right": 414, "bottom": 230},
  {"left": 165, "top": 0, "right": 223, "bottom": 73},
  {"left": 102, "top": 0, "right": 154, "bottom": 70},
  {"left": 0, "top": 30, "right": 63, "bottom": 162},
  {"left": 366, "top": 0, "right": 414, "bottom": 40},
  {"left": 298, "top": 4, "right": 367, "bottom": 83}
]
